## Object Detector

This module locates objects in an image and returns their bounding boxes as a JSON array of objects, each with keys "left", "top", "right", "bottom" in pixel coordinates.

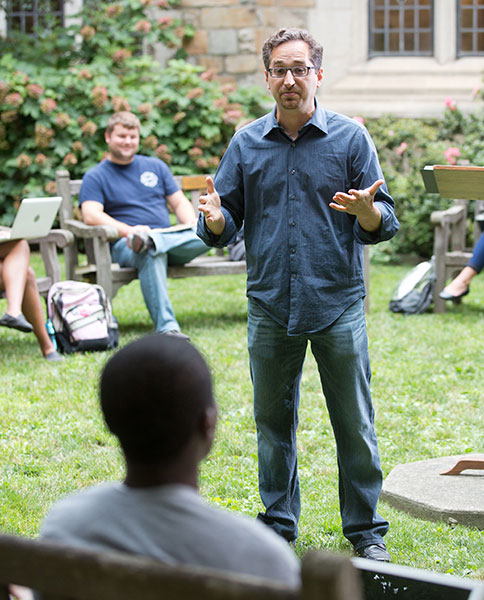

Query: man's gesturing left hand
[{"left": 330, "top": 179, "right": 384, "bottom": 233}]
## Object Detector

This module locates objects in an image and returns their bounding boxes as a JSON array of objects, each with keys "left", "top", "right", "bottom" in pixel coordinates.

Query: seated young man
[
  {"left": 79, "top": 111, "right": 208, "bottom": 340},
  {"left": 37, "top": 334, "right": 300, "bottom": 585}
]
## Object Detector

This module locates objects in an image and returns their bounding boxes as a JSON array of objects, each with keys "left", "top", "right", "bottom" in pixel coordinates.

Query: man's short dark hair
[
  {"left": 100, "top": 335, "right": 214, "bottom": 463},
  {"left": 262, "top": 28, "right": 323, "bottom": 71}
]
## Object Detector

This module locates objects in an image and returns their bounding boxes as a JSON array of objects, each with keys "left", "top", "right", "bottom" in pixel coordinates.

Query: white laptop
[{"left": 0, "top": 196, "right": 62, "bottom": 243}]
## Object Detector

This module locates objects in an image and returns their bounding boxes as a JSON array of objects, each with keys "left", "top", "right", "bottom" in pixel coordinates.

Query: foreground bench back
[
  {"left": 0, "top": 534, "right": 363, "bottom": 600},
  {"left": 55, "top": 169, "right": 246, "bottom": 300}
]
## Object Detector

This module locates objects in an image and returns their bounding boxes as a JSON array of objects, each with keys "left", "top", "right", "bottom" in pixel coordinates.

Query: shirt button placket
[{"left": 288, "top": 150, "right": 298, "bottom": 311}]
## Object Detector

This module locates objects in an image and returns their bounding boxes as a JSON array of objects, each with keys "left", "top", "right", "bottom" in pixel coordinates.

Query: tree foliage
[
  {"left": 0, "top": 0, "right": 269, "bottom": 220},
  {"left": 366, "top": 98, "right": 484, "bottom": 261}
]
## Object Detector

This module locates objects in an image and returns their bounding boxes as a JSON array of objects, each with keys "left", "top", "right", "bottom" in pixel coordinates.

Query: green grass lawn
[{"left": 1, "top": 257, "right": 483, "bottom": 580}]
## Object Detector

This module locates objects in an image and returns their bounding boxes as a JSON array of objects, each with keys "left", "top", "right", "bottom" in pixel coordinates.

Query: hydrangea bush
[
  {"left": 0, "top": 0, "right": 269, "bottom": 221},
  {"left": 365, "top": 96, "right": 484, "bottom": 260}
]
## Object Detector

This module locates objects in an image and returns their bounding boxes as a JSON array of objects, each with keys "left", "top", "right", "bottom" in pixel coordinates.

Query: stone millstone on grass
[{"left": 381, "top": 454, "right": 484, "bottom": 530}]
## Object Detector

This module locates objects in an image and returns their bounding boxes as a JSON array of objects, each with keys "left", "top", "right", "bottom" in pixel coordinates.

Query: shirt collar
[{"left": 262, "top": 98, "right": 328, "bottom": 138}]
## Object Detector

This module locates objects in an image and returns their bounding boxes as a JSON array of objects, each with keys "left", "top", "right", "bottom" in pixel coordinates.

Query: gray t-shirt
[{"left": 39, "top": 483, "right": 300, "bottom": 586}]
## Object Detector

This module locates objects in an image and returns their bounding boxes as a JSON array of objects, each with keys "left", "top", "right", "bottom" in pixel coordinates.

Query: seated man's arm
[
  {"left": 81, "top": 201, "right": 149, "bottom": 238},
  {"left": 166, "top": 191, "right": 197, "bottom": 226}
]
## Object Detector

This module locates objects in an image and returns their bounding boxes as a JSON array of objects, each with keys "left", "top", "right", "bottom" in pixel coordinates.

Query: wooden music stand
[{"left": 421, "top": 164, "right": 484, "bottom": 200}]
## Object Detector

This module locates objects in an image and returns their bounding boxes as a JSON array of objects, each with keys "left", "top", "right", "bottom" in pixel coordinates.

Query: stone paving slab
[{"left": 381, "top": 454, "right": 484, "bottom": 529}]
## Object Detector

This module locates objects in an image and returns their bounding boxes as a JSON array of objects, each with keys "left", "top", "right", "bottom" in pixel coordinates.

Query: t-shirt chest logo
[{"left": 140, "top": 171, "right": 159, "bottom": 188}]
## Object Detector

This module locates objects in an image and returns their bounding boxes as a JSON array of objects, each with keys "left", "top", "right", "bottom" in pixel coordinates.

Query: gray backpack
[{"left": 389, "top": 258, "right": 436, "bottom": 315}]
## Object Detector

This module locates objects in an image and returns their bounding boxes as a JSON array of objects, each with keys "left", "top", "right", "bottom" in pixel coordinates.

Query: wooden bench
[
  {"left": 430, "top": 199, "right": 484, "bottom": 312},
  {"left": 55, "top": 169, "right": 246, "bottom": 301},
  {"left": 3, "top": 533, "right": 484, "bottom": 600},
  {"left": 0, "top": 533, "right": 364, "bottom": 600}
]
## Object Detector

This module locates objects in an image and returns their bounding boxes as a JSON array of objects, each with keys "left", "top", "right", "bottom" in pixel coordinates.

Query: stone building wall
[
  {"left": 179, "top": 0, "right": 316, "bottom": 86},
  {"left": 149, "top": 0, "right": 484, "bottom": 118}
]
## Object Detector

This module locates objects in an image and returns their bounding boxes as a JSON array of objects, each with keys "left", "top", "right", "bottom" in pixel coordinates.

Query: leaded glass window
[
  {"left": 458, "top": 0, "right": 484, "bottom": 55},
  {"left": 6, "top": 0, "right": 64, "bottom": 35},
  {"left": 369, "top": 0, "right": 433, "bottom": 56}
]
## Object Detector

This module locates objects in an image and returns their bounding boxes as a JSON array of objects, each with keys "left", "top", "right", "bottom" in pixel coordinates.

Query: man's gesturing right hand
[{"left": 198, "top": 176, "right": 226, "bottom": 236}]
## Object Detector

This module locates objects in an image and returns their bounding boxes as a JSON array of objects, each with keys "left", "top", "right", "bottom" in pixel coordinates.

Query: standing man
[
  {"left": 80, "top": 111, "right": 208, "bottom": 339},
  {"left": 198, "top": 28, "right": 399, "bottom": 561}
]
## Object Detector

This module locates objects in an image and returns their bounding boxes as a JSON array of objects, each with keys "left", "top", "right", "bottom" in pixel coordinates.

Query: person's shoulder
[
  {"left": 211, "top": 506, "right": 300, "bottom": 584},
  {"left": 325, "top": 109, "right": 365, "bottom": 130},
  {"left": 135, "top": 154, "right": 168, "bottom": 169},
  {"left": 43, "top": 482, "right": 120, "bottom": 522},
  {"left": 233, "top": 113, "right": 270, "bottom": 141},
  {"left": 82, "top": 158, "right": 113, "bottom": 180},
  {"left": 200, "top": 496, "right": 293, "bottom": 552}
]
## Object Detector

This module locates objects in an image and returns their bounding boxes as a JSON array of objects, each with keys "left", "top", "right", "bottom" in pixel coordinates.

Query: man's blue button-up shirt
[{"left": 197, "top": 101, "right": 399, "bottom": 335}]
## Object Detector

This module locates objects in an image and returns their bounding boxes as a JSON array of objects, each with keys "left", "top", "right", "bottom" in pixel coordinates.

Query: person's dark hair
[
  {"left": 100, "top": 334, "right": 214, "bottom": 463},
  {"left": 262, "top": 28, "right": 323, "bottom": 71},
  {"left": 106, "top": 111, "right": 140, "bottom": 134}
]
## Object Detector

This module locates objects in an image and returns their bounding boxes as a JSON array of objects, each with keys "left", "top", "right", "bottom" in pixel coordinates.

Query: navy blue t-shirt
[{"left": 79, "top": 155, "right": 179, "bottom": 229}]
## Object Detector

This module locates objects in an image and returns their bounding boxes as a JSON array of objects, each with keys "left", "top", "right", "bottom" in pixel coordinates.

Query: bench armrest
[
  {"left": 30, "top": 229, "right": 75, "bottom": 249},
  {"left": 64, "top": 218, "right": 119, "bottom": 242},
  {"left": 430, "top": 204, "right": 466, "bottom": 227}
]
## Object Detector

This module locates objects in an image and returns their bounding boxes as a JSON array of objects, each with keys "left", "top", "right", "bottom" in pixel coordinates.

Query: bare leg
[
  {"left": 442, "top": 266, "right": 477, "bottom": 297},
  {"left": 0, "top": 240, "right": 30, "bottom": 317},
  {"left": 0, "top": 263, "right": 56, "bottom": 357},
  {"left": 21, "top": 267, "right": 56, "bottom": 357}
]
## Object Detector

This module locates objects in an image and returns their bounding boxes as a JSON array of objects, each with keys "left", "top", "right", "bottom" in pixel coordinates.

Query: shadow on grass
[{"left": 117, "top": 309, "right": 248, "bottom": 334}]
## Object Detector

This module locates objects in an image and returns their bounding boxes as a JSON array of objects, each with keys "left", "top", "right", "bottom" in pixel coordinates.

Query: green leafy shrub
[
  {"left": 366, "top": 98, "right": 484, "bottom": 261},
  {"left": 0, "top": 0, "right": 269, "bottom": 221}
]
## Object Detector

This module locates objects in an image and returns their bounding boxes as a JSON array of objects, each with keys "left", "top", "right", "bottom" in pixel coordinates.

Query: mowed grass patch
[{"left": 0, "top": 258, "right": 483, "bottom": 578}]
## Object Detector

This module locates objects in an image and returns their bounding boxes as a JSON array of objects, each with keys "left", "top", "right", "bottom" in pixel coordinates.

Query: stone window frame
[
  {"left": 0, "top": 0, "right": 81, "bottom": 37},
  {"left": 457, "top": 0, "right": 484, "bottom": 56},
  {"left": 345, "top": 0, "right": 462, "bottom": 65},
  {"left": 4, "top": 0, "right": 64, "bottom": 34},
  {"left": 368, "top": 0, "right": 434, "bottom": 57}
]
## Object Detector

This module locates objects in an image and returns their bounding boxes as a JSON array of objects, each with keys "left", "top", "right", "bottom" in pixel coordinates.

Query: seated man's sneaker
[
  {"left": 127, "top": 231, "right": 154, "bottom": 254},
  {"left": 355, "top": 543, "right": 391, "bottom": 562},
  {"left": 163, "top": 330, "right": 190, "bottom": 341}
]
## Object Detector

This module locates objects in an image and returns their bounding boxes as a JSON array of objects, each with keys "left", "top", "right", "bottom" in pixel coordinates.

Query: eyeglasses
[{"left": 267, "top": 66, "right": 317, "bottom": 78}]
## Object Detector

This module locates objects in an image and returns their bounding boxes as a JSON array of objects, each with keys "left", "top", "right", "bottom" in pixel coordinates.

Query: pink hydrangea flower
[
  {"left": 106, "top": 4, "right": 123, "bottom": 18},
  {"left": 81, "top": 121, "right": 98, "bottom": 136},
  {"left": 40, "top": 98, "right": 57, "bottom": 114},
  {"left": 157, "top": 16, "right": 173, "bottom": 28},
  {"left": 26, "top": 84, "right": 44, "bottom": 99},
  {"left": 34, "top": 153, "right": 47, "bottom": 166},
  {"left": 189, "top": 147, "right": 203, "bottom": 158},
  {"left": 63, "top": 153, "right": 78, "bottom": 166},
  {"left": 111, "top": 96, "right": 131, "bottom": 112},
  {"left": 135, "top": 20, "right": 151, "bottom": 34},
  {"left": 174, "top": 111, "right": 186, "bottom": 123},
  {"left": 5, "top": 92, "right": 23, "bottom": 107},
  {"left": 80, "top": 25, "right": 95, "bottom": 40},
  {"left": 143, "top": 135, "right": 158, "bottom": 149},
  {"left": 444, "top": 146, "right": 461, "bottom": 165},
  {"left": 444, "top": 96, "right": 456, "bottom": 111},
  {"left": 396, "top": 142, "right": 408, "bottom": 156},
  {"left": 93, "top": 86, "right": 109, "bottom": 108},
  {"left": 16, "top": 153, "right": 32, "bottom": 168},
  {"left": 137, "top": 102, "right": 153, "bottom": 115},
  {"left": 45, "top": 181, "right": 57, "bottom": 195}
]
